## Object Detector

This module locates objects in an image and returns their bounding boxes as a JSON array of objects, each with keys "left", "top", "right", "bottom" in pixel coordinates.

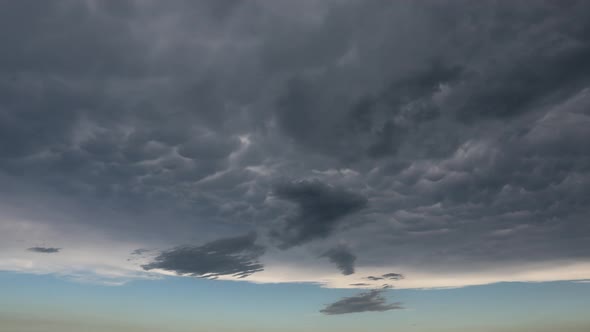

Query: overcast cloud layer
[{"left": 1, "top": 0, "right": 590, "bottom": 292}]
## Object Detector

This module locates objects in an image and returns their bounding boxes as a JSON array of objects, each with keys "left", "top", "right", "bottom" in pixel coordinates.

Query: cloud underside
[
  {"left": 0, "top": 0, "right": 589, "bottom": 293},
  {"left": 320, "top": 290, "right": 403, "bottom": 315},
  {"left": 271, "top": 180, "right": 367, "bottom": 248},
  {"left": 321, "top": 245, "right": 357, "bottom": 275}
]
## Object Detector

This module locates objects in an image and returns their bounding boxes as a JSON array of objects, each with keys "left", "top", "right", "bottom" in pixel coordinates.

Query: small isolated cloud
[
  {"left": 27, "top": 247, "right": 61, "bottom": 254},
  {"left": 130, "top": 249, "right": 150, "bottom": 256},
  {"left": 142, "top": 233, "right": 265, "bottom": 279},
  {"left": 382, "top": 273, "right": 404, "bottom": 280},
  {"left": 271, "top": 180, "right": 368, "bottom": 248},
  {"left": 321, "top": 245, "right": 357, "bottom": 275},
  {"left": 367, "top": 276, "right": 384, "bottom": 281},
  {"left": 365, "top": 273, "right": 404, "bottom": 281},
  {"left": 320, "top": 289, "right": 403, "bottom": 315}
]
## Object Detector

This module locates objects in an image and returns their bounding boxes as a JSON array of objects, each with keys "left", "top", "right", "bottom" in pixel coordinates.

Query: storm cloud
[
  {"left": 271, "top": 180, "right": 368, "bottom": 248},
  {"left": 0, "top": 0, "right": 589, "bottom": 291},
  {"left": 320, "top": 289, "right": 403, "bottom": 315}
]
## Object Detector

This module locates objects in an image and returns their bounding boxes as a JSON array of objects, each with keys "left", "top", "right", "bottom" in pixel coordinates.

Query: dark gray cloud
[
  {"left": 142, "top": 233, "right": 265, "bottom": 279},
  {"left": 320, "top": 289, "right": 403, "bottom": 315},
  {"left": 321, "top": 245, "right": 357, "bottom": 275},
  {"left": 0, "top": 0, "right": 590, "bottom": 288},
  {"left": 270, "top": 180, "right": 368, "bottom": 248},
  {"left": 27, "top": 247, "right": 61, "bottom": 254},
  {"left": 382, "top": 273, "right": 404, "bottom": 280}
]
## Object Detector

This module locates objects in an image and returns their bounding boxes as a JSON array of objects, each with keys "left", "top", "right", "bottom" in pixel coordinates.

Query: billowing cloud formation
[
  {"left": 321, "top": 245, "right": 357, "bottom": 275},
  {"left": 271, "top": 180, "right": 368, "bottom": 248},
  {"left": 320, "top": 289, "right": 403, "bottom": 315},
  {"left": 142, "top": 233, "right": 264, "bottom": 279},
  {"left": 0, "top": 0, "right": 589, "bottom": 291},
  {"left": 27, "top": 247, "right": 61, "bottom": 254}
]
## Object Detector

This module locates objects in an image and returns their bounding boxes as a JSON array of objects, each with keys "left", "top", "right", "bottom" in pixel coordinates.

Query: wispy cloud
[
  {"left": 142, "top": 233, "right": 265, "bottom": 279},
  {"left": 320, "top": 289, "right": 403, "bottom": 315},
  {"left": 27, "top": 247, "right": 61, "bottom": 254}
]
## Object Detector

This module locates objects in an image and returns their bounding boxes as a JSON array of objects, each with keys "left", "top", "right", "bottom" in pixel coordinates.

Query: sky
[{"left": 0, "top": 0, "right": 590, "bottom": 331}]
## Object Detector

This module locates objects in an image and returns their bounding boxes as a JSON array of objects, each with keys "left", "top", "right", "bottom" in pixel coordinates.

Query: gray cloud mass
[
  {"left": 142, "top": 233, "right": 265, "bottom": 279},
  {"left": 271, "top": 180, "right": 368, "bottom": 248}
]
